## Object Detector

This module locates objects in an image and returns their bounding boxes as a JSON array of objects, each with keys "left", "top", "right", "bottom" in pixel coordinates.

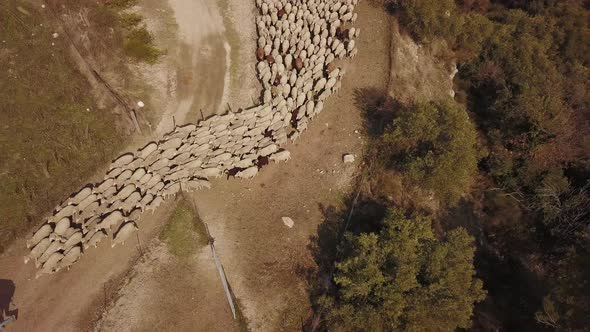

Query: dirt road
[{"left": 187, "top": 4, "right": 392, "bottom": 329}]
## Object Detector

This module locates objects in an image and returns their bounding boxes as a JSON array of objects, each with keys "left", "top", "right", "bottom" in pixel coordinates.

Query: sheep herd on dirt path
[{"left": 25, "top": 0, "right": 360, "bottom": 278}]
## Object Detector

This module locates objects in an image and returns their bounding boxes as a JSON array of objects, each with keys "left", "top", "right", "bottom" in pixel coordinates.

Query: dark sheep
[
  {"left": 256, "top": 48, "right": 265, "bottom": 61},
  {"left": 294, "top": 57, "right": 304, "bottom": 71}
]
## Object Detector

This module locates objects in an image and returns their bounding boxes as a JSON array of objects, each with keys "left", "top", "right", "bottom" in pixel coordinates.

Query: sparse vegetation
[
  {"left": 160, "top": 198, "right": 207, "bottom": 258},
  {"left": 123, "top": 27, "right": 163, "bottom": 64},
  {"left": 109, "top": 0, "right": 163, "bottom": 64}
]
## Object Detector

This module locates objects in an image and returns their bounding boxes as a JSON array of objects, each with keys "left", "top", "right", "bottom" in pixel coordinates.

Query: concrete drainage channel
[{"left": 24, "top": 0, "right": 361, "bottom": 278}]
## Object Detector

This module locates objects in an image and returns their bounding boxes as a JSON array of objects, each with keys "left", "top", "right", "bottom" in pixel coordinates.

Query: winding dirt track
[{"left": 0, "top": 2, "right": 392, "bottom": 331}]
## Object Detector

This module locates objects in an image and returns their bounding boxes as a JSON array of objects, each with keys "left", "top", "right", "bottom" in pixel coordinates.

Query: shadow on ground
[{"left": 0, "top": 279, "right": 18, "bottom": 322}]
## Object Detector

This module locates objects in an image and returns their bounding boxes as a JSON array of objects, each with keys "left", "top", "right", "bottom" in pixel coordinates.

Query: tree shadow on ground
[
  {"left": 353, "top": 87, "right": 401, "bottom": 139},
  {"left": 441, "top": 199, "right": 549, "bottom": 331}
]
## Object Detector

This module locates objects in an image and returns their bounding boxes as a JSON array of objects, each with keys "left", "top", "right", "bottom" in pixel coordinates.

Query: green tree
[
  {"left": 395, "top": 0, "right": 463, "bottom": 42},
  {"left": 322, "top": 209, "right": 486, "bottom": 331},
  {"left": 382, "top": 101, "right": 478, "bottom": 205}
]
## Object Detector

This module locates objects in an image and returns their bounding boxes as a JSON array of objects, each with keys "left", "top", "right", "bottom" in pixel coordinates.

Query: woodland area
[{"left": 311, "top": 0, "right": 589, "bottom": 331}]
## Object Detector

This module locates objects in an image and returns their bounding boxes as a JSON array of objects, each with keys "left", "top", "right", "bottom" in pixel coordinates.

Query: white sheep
[
  {"left": 36, "top": 252, "right": 64, "bottom": 279},
  {"left": 57, "top": 246, "right": 82, "bottom": 271},
  {"left": 27, "top": 224, "right": 52, "bottom": 248},
  {"left": 269, "top": 150, "right": 291, "bottom": 163},
  {"left": 24, "top": 237, "right": 51, "bottom": 264},
  {"left": 111, "top": 221, "right": 138, "bottom": 248},
  {"left": 236, "top": 166, "right": 259, "bottom": 179}
]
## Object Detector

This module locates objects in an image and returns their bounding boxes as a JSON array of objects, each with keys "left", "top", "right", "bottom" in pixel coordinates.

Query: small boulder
[
  {"left": 282, "top": 217, "right": 294, "bottom": 228},
  {"left": 343, "top": 154, "right": 355, "bottom": 163}
]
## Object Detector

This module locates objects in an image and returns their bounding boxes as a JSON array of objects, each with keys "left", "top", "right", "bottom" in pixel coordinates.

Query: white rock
[
  {"left": 282, "top": 217, "right": 294, "bottom": 228},
  {"left": 343, "top": 154, "right": 355, "bottom": 163}
]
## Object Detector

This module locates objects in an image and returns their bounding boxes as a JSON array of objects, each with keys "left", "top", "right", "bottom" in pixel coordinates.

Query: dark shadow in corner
[{"left": 0, "top": 279, "right": 18, "bottom": 322}]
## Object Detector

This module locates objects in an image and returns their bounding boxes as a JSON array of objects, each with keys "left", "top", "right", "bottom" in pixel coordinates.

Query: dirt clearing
[{"left": 185, "top": 3, "right": 393, "bottom": 330}]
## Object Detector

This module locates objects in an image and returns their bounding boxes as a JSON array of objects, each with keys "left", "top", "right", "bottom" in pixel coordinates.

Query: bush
[
  {"left": 395, "top": 0, "right": 463, "bottom": 42},
  {"left": 381, "top": 101, "right": 478, "bottom": 205},
  {"left": 321, "top": 208, "right": 486, "bottom": 331},
  {"left": 160, "top": 199, "right": 207, "bottom": 257},
  {"left": 123, "top": 27, "right": 163, "bottom": 64}
]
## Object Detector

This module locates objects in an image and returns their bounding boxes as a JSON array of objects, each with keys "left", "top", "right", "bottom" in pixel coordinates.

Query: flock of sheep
[{"left": 24, "top": 0, "right": 360, "bottom": 278}]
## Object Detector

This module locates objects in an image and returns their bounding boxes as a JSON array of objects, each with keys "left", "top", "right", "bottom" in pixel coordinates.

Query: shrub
[
  {"left": 321, "top": 208, "right": 486, "bottom": 331},
  {"left": 381, "top": 101, "right": 478, "bottom": 205},
  {"left": 123, "top": 27, "right": 163, "bottom": 64},
  {"left": 396, "top": 0, "right": 464, "bottom": 42}
]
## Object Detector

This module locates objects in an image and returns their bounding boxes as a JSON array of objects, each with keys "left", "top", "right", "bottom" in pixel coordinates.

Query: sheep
[
  {"left": 138, "top": 172, "right": 153, "bottom": 185},
  {"left": 36, "top": 241, "right": 63, "bottom": 267},
  {"left": 97, "top": 210, "right": 124, "bottom": 231},
  {"left": 53, "top": 217, "right": 71, "bottom": 236},
  {"left": 84, "top": 229, "right": 107, "bottom": 249},
  {"left": 259, "top": 143, "right": 278, "bottom": 157},
  {"left": 347, "top": 39, "right": 356, "bottom": 52},
  {"left": 126, "top": 208, "right": 142, "bottom": 224},
  {"left": 115, "top": 169, "right": 133, "bottom": 184},
  {"left": 121, "top": 191, "right": 142, "bottom": 212},
  {"left": 145, "top": 174, "right": 162, "bottom": 190},
  {"left": 57, "top": 246, "right": 82, "bottom": 271},
  {"left": 194, "top": 167, "right": 222, "bottom": 179},
  {"left": 62, "top": 231, "right": 83, "bottom": 252},
  {"left": 76, "top": 200, "right": 100, "bottom": 223},
  {"left": 146, "top": 196, "right": 164, "bottom": 213},
  {"left": 96, "top": 178, "right": 115, "bottom": 194},
  {"left": 27, "top": 224, "right": 52, "bottom": 248},
  {"left": 68, "top": 187, "right": 92, "bottom": 206},
  {"left": 314, "top": 78, "right": 327, "bottom": 92},
  {"left": 269, "top": 150, "right": 291, "bottom": 163},
  {"left": 148, "top": 181, "right": 165, "bottom": 196},
  {"left": 111, "top": 221, "right": 138, "bottom": 248},
  {"left": 52, "top": 205, "right": 76, "bottom": 223},
  {"left": 139, "top": 193, "right": 154, "bottom": 210},
  {"left": 235, "top": 166, "right": 259, "bottom": 179},
  {"left": 171, "top": 152, "right": 191, "bottom": 165},
  {"left": 111, "top": 153, "right": 134, "bottom": 169},
  {"left": 184, "top": 179, "right": 211, "bottom": 191},
  {"left": 160, "top": 137, "right": 183, "bottom": 150},
  {"left": 24, "top": 238, "right": 51, "bottom": 264},
  {"left": 112, "top": 183, "right": 137, "bottom": 203},
  {"left": 77, "top": 194, "right": 97, "bottom": 212},
  {"left": 294, "top": 57, "right": 304, "bottom": 71},
  {"left": 36, "top": 252, "right": 64, "bottom": 279}
]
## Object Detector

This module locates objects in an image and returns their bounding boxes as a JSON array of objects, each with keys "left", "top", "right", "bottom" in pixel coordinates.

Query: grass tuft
[
  {"left": 123, "top": 27, "right": 164, "bottom": 64},
  {"left": 160, "top": 198, "right": 208, "bottom": 258}
]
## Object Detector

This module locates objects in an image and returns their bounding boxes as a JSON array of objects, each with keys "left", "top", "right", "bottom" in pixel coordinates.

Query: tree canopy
[
  {"left": 380, "top": 101, "right": 478, "bottom": 205},
  {"left": 321, "top": 209, "right": 486, "bottom": 331}
]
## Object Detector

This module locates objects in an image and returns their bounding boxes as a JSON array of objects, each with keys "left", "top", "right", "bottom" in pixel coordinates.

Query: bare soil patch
[
  {"left": 185, "top": 3, "right": 393, "bottom": 330},
  {"left": 388, "top": 22, "right": 456, "bottom": 103},
  {"left": 93, "top": 241, "right": 241, "bottom": 332}
]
